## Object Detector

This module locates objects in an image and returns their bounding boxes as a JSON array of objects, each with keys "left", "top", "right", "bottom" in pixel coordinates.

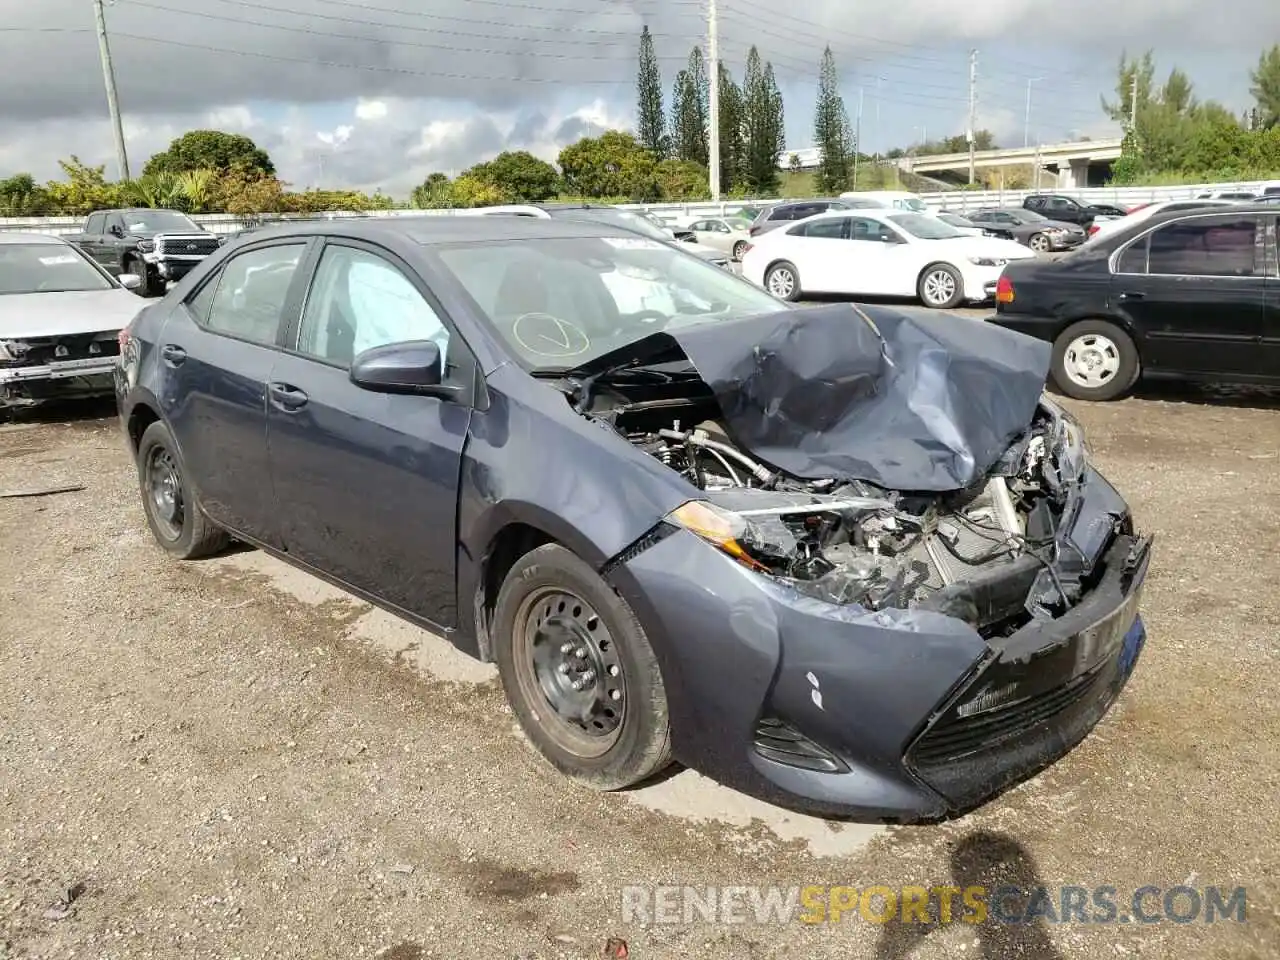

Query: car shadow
[
  {"left": 1, "top": 396, "right": 119, "bottom": 426},
  {"left": 871, "top": 829, "right": 1065, "bottom": 960},
  {"left": 1048, "top": 379, "right": 1280, "bottom": 412}
]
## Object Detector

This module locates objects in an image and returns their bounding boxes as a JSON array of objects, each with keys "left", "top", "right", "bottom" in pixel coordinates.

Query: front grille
[
  {"left": 911, "top": 659, "right": 1108, "bottom": 765},
  {"left": 155, "top": 235, "right": 220, "bottom": 257},
  {"left": 1, "top": 334, "right": 120, "bottom": 368},
  {"left": 753, "top": 716, "right": 849, "bottom": 773}
]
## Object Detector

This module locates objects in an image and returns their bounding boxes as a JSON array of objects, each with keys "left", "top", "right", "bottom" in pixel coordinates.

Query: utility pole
[
  {"left": 1129, "top": 72, "right": 1139, "bottom": 129},
  {"left": 707, "top": 0, "right": 720, "bottom": 201},
  {"left": 853, "top": 87, "right": 862, "bottom": 188},
  {"left": 1024, "top": 77, "right": 1042, "bottom": 148},
  {"left": 966, "top": 49, "right": 977, "bottom": 185},
  {"left": 93, "top": 0, "right": 130, "bottom": 180}
]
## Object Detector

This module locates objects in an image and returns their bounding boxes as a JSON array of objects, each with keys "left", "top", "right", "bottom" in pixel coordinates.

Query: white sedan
[
  {"left": 740, "top": 209, "right": 1036, "bottom": 309},
  {"left": 685, "top": 216, "right": 753, "bottom": 260}
]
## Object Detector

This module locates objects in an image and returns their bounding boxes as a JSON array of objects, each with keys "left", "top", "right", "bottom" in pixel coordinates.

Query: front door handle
[
  {"left": 268, "top": 382, "right": 309, "bottom": 411},
  {"left": 160, "top": 344, "right": 186, "bottom": 365},
  {"left": 1118, "top": 291, "right": 1145, "bottom": 301}
]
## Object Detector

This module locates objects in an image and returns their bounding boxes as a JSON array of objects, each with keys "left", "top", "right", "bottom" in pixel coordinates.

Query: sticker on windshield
[
  {"left": 600, "top": 237, "right": 666, "bottom": 250},
  {"left": 128, "top": 223, "right": 148, "bottom": 232},
  {"left": 38, "top": 255, "right": 80, "bottom": 266}
]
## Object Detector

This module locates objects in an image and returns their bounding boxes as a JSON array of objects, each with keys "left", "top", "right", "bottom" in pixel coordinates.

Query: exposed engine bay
[{"left": 588, "top": 388, "right": 1111, "bottom": 637}]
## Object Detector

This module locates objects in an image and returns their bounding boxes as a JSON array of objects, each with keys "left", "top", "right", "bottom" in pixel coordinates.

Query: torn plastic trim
[{"left": 598, "top": 519, "right": 679, "bottom": 578}]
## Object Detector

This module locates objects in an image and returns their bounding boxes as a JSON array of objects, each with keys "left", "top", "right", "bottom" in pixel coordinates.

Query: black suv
[{"left": 1022, "top": 194, "right": 1129, "bottom": 227}]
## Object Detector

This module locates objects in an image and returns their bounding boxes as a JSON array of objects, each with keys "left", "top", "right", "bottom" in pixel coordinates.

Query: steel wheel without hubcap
[
  {"left": 146, "top": 446, "right": 184, "bottom": 541},
  {"left": 921, "top": 268, "right": 958, "bottom": 307},
  {"left": 513, "top": 586, "right": 625, "bottom": 758},
  {"left": 767, "top": 266, "right": 796, "bottom": 298},
  {"left": 732, "top": 240, "right": 748, "bottom": 260},
  {"left": 1029, "top": 233, "right": 1051, "bottom": 252},
  {"left": 1062, "top": 333, "right": 1121, "bottom": 390}
]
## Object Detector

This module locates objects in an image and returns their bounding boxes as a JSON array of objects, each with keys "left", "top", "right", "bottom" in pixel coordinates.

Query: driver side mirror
[
  {"left": 349, "top": 340, "right": 461, "bottom": 401},
  {"left": 118, "top": 273, "right": 142, "bottom": 291}
]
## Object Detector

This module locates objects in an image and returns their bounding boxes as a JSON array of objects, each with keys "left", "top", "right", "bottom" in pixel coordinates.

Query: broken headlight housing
[
  {"left": 664, "top": 500, "right": 770, "bottom": 572},
  {"left": 0, "top": 340, "right": 30, "bottom": 362}
]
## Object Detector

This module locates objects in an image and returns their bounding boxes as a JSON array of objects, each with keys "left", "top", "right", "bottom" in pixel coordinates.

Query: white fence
[{"left": 1, "top": 180, "right": 1276, "bottom": 234}]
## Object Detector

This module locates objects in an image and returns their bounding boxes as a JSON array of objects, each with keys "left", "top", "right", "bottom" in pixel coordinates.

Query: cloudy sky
[{"left": 2, "top": 0, "right": 1277, "bottom": 197}]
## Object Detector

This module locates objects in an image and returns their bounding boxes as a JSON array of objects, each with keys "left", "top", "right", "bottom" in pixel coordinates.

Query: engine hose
[{"left": 657, "top": 429, "right": 775, "bottom": 484}]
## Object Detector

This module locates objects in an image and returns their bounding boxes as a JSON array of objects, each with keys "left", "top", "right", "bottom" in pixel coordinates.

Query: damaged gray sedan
[
  {"left": 1, "top": 233, "right": 144, "bottom": 413},
  {"left": 114, "top": 217, "right": 1150, "bottom": 822}
]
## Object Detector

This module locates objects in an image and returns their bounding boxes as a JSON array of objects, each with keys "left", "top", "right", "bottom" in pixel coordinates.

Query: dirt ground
[{"left": 2, "top": 377, "right": 1278, "bottom": 959}]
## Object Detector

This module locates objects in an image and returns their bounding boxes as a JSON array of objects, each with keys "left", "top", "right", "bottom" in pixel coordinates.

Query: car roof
[
  {"left": 222, "top": 214, "right": 633, "bottom": 246},
  {"left": 0, "top": 232, "right": 70, "bottom": 245}
]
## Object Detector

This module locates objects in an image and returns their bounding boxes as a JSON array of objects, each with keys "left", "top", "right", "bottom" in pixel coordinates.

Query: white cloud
[{"left": 354, "top": 99, "right": 388, "bottom": 122}]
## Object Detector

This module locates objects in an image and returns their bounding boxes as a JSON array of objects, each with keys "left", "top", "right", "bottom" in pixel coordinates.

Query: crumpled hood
[
  {"left": 572, "top": 303, "right": 1052, "bottom": 492},
  {"left": 0, "top": 288, "right": 144, "bottom": 340}
]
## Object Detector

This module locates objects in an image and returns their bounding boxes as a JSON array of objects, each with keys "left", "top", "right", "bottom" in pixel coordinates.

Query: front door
[
  {"left": 157, "top": 239, "right": 311, "bottom": 544},
  {"left": 841, "top": 216, "right": 917, "bottom": 296},
  {"left": 266, "top": 240, "right": 473, "bottom": 629},
  {"left": 1111, "top": 213, "right": 1268, "bottom": 379}
]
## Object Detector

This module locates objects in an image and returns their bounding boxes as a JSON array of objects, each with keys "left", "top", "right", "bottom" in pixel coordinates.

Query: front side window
[
  {"left": 0, "top": 242, "right": 113, "bottom": 295},
  {"left": 848, "top": 217, "right": 897, "bottom": 242},
  {"left": 297, "top": 245, "right": 451, "bottom": 370},
  {"left": 203, "top": 243, "right": 305, "bottom": 344},
  {"left": 1146, "top": 216, "right": 1260, "bottom": 277}
]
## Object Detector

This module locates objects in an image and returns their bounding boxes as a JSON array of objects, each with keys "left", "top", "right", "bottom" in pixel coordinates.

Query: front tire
[
  {"left": 1028, "top": 232, "right": 1052, "bottom": 253},
  {"left": 135, "top": 420, "right": 230, "bottom": 558},
  {"left": 917, "top": 263, "right": 964, "bottom": 309},
  {"left": 493, "top": 543, "right": 672, "bottom": 791},
  {"left": 1051, "top": 319, "right": 1139, "bottom": 401},
  {"left": 765, "top": 261, "right": 802, "bottom": 301}
]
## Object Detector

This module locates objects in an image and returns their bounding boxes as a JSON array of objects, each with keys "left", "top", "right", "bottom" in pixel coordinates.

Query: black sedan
[
  {"left": 114, "top": 216, "right": 1150, "bottom": 821},
  {"left": 991, "top": 204, "right": 1280, "bottom": 401}
]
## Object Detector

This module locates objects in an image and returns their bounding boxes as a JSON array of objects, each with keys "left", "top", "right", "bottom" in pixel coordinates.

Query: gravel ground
[{"left": 2, "top": 378, "right": 1279, "bottom": 959}]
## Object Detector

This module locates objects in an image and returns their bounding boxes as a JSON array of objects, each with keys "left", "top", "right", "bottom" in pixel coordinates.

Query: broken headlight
[
  {"left": 0, "top": 340, "right": 30, "bottom": 362},
  {"left": 664, "top": 500, "right": 770, "bottom": 572},
  {"left": 1039, "top": 395, "right": 1090, "bottom": 487}
]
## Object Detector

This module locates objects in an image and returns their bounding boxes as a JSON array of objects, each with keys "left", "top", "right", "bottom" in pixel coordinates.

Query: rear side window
[
  {"left": 1115, "top": 236, "right": 1148, "bottom": 274},
  {"left": 1146, "top": 216, "right": 1260, "bottom": 277},
  {"left": 202, "top": 243, "right": 305, "bottom": 344},
  {"left": 791, "top": 218, "right": 847, "bottom": 239}
]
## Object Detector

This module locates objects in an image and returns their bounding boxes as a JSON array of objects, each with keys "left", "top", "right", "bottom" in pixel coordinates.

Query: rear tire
[
  {"left": 1051, "top": 319, "right": 1139, "bottom": 401},
  {"left": 732, "top": 240, "right": 748, "bottom": 261},
  {"left": 135, "top": 420, "right": 230, "bottom": 558},
  {"left": 493, "top": 543, "right": 673, "bottom": 791},
  {"left": 764, "top": 261, "right": 802, "bottom": 301}
]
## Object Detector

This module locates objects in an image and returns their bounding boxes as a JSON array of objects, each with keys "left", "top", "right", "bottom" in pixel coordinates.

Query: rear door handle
[
  {"left": 268, "top": 382, "right": 309, "bottom": 411},
  {"left": 1118, "top": 291, "right": 1145, "bottom": 300},
  {"left": 160, "top": 344, "right": 186, "bottom": 365}
]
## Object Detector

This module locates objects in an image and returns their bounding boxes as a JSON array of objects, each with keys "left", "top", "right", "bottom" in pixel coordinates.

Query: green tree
[
  {"left": 42, "top": 156, "right": 121, "bottom": 215},
  {"left": 654, "top": 158, "right": 710, "bottom": 200},
  {"left": 670, "top": 47, "right": 709, "bottom": 166},
  {"left": 143, "top": 130, "right": 275, "bottom": 178},
  {"left": 557, "top": 130, "right": 660, "bottom": 201},
  {"left": 716, "top": 61, "right": 747, "bottom": 193},
  {"left": 0, "top": 173, "right": 49, "bottom": 216},
  {"left": 636, "top": 26, "right": 666, "bottom": 156},
  {"left": 1251, "top": 45, "right": 1280, "bottom": 129},
  {"left": 464, "top": 150, "right": 559, "bottom": 202},
  {"left": 741, "top": 47, "right": 785, "bottom": 195},
  {"left": 411, "top": 173, "right": 454, "bottom": 208},
  {"left": 813, "top": 47, "right": 853, "bottom": 193}
]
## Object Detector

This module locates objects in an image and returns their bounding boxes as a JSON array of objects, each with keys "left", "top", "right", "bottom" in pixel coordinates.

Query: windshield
[
  {"left": 1013, "top": 209, "right": 1047, "bottom": 222},
  {"left": 551, "top": 208, "right": 672, "bottom": 242},
  {"left": 435, "top": 236, "right": 784, "bottom": 371},
  {"left": 0, "top": 243, "right": 113, "bottom": 295},
  {"left": 939, "top": 213, "right": 975, "bottom": 227},
  {"left": 899, "top": 197, "right": 929, "bottom": 212},
  {"left": 886, "top": 213, "right": 964, "bottom": 240},
  {"left": 122, "top": 210, "right": 201, "bottom": 234}
]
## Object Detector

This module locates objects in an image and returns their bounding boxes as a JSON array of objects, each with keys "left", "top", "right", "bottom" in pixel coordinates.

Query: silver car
[{"left": 0, "top": 232, "right": 144, "bottom": 413}]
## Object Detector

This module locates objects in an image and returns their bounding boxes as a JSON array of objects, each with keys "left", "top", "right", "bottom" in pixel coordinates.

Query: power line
[
  {"left": 109, "top": 30, "right": 635, "bottom": 84},
  {"left": 124, "top": 0, "right": 699, "bottom": 62}
]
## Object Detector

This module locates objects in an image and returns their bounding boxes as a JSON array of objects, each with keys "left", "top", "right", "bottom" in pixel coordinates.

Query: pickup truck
[{"left": 65, "top": 208, "right": 222, "bottom": 297}]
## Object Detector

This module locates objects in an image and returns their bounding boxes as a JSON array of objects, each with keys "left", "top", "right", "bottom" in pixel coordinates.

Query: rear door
[
  {"left": 779, "top": 217, "right": 848, "bottom": 292},
  {"left": 266, "top": 239, "right": 477, "bottom": 628},
  {"left": 158, "top": 239, "right": 312, "bottom": 544},
  {"left": 1110, "top": 212, "right": 1268, "bottom": 379}
]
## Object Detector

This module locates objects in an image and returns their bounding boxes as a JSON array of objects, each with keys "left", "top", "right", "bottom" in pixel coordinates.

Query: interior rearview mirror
[
  {"left": 118, "top": 273, "right": 142, "bottom": 290},
  {"left": 349, "top": 340, "right": 461, "bottom": 400}
]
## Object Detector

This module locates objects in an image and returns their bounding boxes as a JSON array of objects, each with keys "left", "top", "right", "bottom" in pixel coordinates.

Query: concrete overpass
[{"left": 903, "top": 137, "right": 1124, "bottom": 188}]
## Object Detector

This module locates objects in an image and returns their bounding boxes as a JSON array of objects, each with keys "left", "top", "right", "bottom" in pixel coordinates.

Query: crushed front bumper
[{"left": 607, "top": 474, "right": 1149, "bottom": 822}]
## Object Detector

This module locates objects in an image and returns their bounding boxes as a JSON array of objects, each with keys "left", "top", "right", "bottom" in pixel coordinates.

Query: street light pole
[
  {"left": 707, "top": 0, "right": 721, "bottom": 201},
  {"left": 92, "top": 0, "right": 130, "bottom": 180},
  {"left": 1024, "top": 77, "right": 1043, "bottom": 149}
]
